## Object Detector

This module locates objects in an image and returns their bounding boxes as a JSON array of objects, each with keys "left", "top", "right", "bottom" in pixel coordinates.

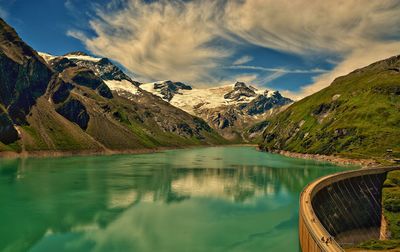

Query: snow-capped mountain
[
  {"left": 39, "top": 52, "right": 292, "bottom": 141},
  {"left": 142, "top": 81, "right": 293, "bottom": 140},
  {"left": 39, "top": 52, "right": 141, "bottom": 99},
  {"left": 141, "top": 81, "right": 289, "bottom": 113}
]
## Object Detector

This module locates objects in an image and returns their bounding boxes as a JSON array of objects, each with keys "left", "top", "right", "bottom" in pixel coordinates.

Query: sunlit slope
[{"left": 260, "top": 55, "right": 400, "bottom": 160}]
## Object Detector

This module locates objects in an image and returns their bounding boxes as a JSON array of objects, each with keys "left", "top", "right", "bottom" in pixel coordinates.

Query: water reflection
[{"left": 0, "top": 147, "right": 345, "bottom": 252}]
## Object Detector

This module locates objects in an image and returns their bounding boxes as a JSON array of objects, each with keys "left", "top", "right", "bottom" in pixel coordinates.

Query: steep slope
[
  {"left": 0, "top": 18, "right": 53, "bottom": 147},
  {"left": 0, "top": 19, "right": 54, "bottom": 123},
  {"left": 260, "top": 55, "right": 400, "bottom": 161},
  {"left": 142, "top": 81, "right": 292, "bottom": 141},
  {"left": 41, "top": 51, "right": 141, "bottom": 87},
  {"left": 0, "top": 18, "right": 226, "bottom": 154}
]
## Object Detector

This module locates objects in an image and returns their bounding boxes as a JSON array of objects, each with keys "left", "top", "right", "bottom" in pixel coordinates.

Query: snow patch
[
  {"left": 38, "top": 52, "right": 56, "bottom": 63},
  {"left": 38, "top": 52, "right": 101, "bottom": 63},
  {"left": 105, "top": 80, "right": 139, "bottom": 95},
  {"left": 141, "top": 82, "right": 280, "bottom": 115},
  {"left": 266, "top": 90, "right": 277, "bottom": 98},
  {"left": 64, "top": 55, "right": 101, "bottom": 62}
]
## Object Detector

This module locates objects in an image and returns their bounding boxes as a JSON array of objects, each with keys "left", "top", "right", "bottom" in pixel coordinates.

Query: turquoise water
[{"left": 0, "top": 146, "right": 346, "bottom": 252}]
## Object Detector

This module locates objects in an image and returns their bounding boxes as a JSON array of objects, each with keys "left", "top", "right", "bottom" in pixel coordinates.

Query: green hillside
[{"left": 260, "top": 55, "right": 400, "bottom": 162}]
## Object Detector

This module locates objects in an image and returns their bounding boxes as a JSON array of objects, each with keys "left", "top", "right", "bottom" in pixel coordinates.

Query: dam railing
[{"left": 299, "top": 166, "right": 400, "bottom": 252}]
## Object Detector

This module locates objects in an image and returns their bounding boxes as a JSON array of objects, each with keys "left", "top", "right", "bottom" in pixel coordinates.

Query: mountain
[
  {"left": 0, "top": 18, "right": 226, "bottom": 154},
  {"left": 141, "top": 81, "right": 292, "bottom": 141},
  {"left": 260, "top": 55, "right": 400, "bottom": 161},
  {"left": 0, "top": 18, "right": 53, "bottom": 144},
  {"left": 41, "top": 51, "right": 141, "bottom": 87}
]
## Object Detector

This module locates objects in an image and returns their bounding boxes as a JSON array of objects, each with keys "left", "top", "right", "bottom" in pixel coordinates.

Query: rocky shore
[
  {"left": 0, "top": 144, "right": 258, "bottom": 159},
  {"left": 0, "top": 147, "right": 166, "bottom": 159},
  {"left": 264, "top": 149, "right": 380, "bottom": 167}
]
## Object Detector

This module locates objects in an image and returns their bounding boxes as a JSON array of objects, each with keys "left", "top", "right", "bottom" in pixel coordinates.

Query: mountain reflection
[{"left": 0, "top": 147, "right": 345, "bottom": 252}]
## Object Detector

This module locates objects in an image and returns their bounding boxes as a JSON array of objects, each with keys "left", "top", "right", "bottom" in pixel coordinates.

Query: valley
[
  {"left": 1, "top": 2, "right": 400, "bottom": 252},
  {"left": 0, "top": 16, "right": 399, "bottom": 166}
]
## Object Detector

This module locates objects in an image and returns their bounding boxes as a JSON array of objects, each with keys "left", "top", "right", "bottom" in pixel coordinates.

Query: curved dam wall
[{"left": 299, "top": 166, "right": 400, "bottom": 252}]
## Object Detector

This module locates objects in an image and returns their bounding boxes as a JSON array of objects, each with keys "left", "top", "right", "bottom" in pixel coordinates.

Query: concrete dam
[{"left": 299, "top": 166, "right": 400, "bottom": 252}]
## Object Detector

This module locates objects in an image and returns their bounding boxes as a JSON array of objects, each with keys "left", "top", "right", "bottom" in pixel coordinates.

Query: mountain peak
[
  {"left": 152, "top": 80, "right": 192, "bottom": 101},
  {"left": 224, "top": 82, "right": 257, "bottom": 100},
  {"left": 0, "top": 18, "right": 53, "bottom": 126},
  {"left": 234, "top": 82, "right": 247, "bottom": 89},
  {"left": 63, "top": 51, "right": 90, "bottom": 57}
]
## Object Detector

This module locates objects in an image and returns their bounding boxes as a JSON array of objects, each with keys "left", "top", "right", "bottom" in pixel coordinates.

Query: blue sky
[{"left": 1, "top": 0, "right": 400, "bottom": 99}]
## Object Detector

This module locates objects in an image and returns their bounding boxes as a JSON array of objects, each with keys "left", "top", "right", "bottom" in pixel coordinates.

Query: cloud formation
[
  {"left": 69, "top": 0, "right": 400, "bottom": 98},
  {"left": 227, "top": 65, "right": 328, "bottom": 74},
  {"left": 224, "top": 0, "right": 400, "bottom": 55},
  {"left": 233, "top": 55, "right": 253, "bottom": 65},
  {"left": 69, "top": 0, "right": 230, "bottom": 83},
  {"left": 282, "top": 41, "right": 400, "bottom": 100}
]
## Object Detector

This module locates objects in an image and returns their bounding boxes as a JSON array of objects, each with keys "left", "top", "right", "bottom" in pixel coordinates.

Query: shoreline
[
  {"left": 0, "top": 144, "right": 258, "bottom": 159},
  {"left": 0, "top": 144, "right": 381, "bottom": 168},
  {"left": 263, "top": 149, "right": 380, "bottom": 167}
]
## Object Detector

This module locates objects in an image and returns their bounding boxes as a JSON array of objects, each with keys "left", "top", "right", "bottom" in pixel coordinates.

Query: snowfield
[
  {"left": 141, "top": 82, "right": 273, "bottom": 115},
  {"left": 104, "top": 80, "right": 139, "bottom": 96},
  {"left": 39, "top": 52, "right": 101, "bottom": 63}
]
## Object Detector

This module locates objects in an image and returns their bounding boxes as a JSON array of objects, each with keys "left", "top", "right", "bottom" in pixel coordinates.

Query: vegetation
[
  {"left": 357, "top": 239, "right": 400, "bottom": 250},
  {"left": 383, "top": 170, "right": 400, "bottom": 239},
  {"left": 356, "top": 171, "right": 400, "bottom": 250},
  {"left": 242, "top": 120, "right": 270, "bottom": 143},
  {"left": 260, "top": 55, "right": 400, "bottom": 162}
]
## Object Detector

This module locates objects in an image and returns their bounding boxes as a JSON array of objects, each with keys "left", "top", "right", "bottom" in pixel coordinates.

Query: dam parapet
[{"left": 299, "top": 166, "right": 400, "bottom": 252}]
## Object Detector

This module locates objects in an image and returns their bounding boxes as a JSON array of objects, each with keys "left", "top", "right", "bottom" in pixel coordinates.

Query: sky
[{"left": 1, "top": 0, "right": 400, "bottom": 99}]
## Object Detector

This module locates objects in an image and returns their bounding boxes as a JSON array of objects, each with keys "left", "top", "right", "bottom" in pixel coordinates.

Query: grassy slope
[
  {"left": 355, "top": 170, "right": 400, "bottom": 250},
  {"left": 260, "top": 56, "right": 400, "bottom": 161},
  {"left": 4, "top": 86, "right": 228, "bottom": 153},
  {"left": 383, "top": 170, "right": 400, "bottom": 239}
]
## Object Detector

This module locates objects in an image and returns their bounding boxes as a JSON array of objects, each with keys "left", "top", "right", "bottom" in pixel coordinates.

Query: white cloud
[
  {"left": 258, "top": 71, "right": 286, "bottom": 86},
  {"left": 70, "top": 0, "right": 231, "bottom": 84},
  {"left": 69, "top": 0, "right": 400, "bottom": 97},
  {"left": 227, "top": 65, "right": 328, "bottom": 74},
  {"left": 224, "top": 0, "right": 400, "bottom": 55},
  {"left": 233, "top": 55, "right": 253, "bottom": 65},
  {"left": 67, "top": 30, "right": 88, "bottom": 42},
  {"left": 282, "top": 42, "right": 400, "bottom": 100},
  {"left": 215, "top": 73, "right": 259, "bottom": 87}
]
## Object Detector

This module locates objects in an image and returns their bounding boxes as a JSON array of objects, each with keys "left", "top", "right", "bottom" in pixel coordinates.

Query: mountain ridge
[
  {"left": 141, "top": 80, "right": 293, "bottom": 141},
  {"left": 259, "top": 54, "right": 400, "bottom": 162},
  {"left": 0, "top": 18, "right": 227, "bottom": 154}
]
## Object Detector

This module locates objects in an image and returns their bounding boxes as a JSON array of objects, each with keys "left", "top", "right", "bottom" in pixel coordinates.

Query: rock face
[
  {"left": 0, "top": 107, "right": 18, "bottom": 144},
  {"left": 48, "top": 76, "right": 74, "bottom": 104},
  {"left": 48, "top": 57, "right": 77, "bottom": 72},
  {"left": 0, "top": 18, "right": 226, "bottom": 152},
  {"left": 49, "top": 58, "right": 113, "bottom": 99},
  {"left": 244, "top": 91, "right": 292, "bottom": 116},
  {"left": 142, "top": 80, "right": 292, "bottom": 141},
  {"left": 224, "top": 82, "right": 257, "bottom": 101},
  {"left": 153, "top": 80, "right": 192, "bottom": 101},
  {"left": 64, "top": 53, "right": 140, "bottom": 86},
  {"left": 56, "top": 99, "right": 90, "bottom": 130},
  {"left": 0, "top": 18, "right": 53, "bottom": 125},
  {"left": 260, "top": 55, "right": 400, "bottom": 159}
]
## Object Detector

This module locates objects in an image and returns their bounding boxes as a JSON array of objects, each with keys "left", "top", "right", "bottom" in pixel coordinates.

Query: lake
[{"left": 0, "top": 146, "right": 347, "bottom": 252}]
